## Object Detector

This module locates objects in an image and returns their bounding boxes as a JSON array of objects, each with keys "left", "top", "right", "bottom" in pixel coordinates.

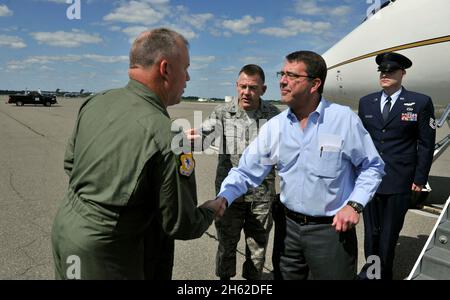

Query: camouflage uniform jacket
[{"left": 203, "top": 98, "right": 280, "bottom": 202}]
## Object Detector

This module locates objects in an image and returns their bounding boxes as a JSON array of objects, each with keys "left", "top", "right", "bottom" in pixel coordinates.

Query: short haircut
[
  {"left": 239, "top": 64, "right": 265, "bottom": 84},
  {"left": 129, "top": 28, "right": 189, "bottom": 69},
  {"left": 285, "top": 51, "right": 327, "bottom": 94}
]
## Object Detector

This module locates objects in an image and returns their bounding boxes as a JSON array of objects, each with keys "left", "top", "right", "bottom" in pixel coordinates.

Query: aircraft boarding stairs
[{"left": 410, "top": 199, "right": 450, "bottom": 280}]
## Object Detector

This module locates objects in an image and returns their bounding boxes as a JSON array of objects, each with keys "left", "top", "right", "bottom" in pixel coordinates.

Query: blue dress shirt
[{"left": 218, "top": 98, "right": 385, "bottom": 216}]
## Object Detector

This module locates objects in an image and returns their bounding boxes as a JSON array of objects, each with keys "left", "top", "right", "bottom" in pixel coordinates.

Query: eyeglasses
[{"left": 276, "top": 71, "right": 315, "bottom": 80}]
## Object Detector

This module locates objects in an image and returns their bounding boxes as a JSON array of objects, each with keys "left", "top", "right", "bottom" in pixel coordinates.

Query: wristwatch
[{"left": 347, "top": 201, "right": 364, "bottom": 214}]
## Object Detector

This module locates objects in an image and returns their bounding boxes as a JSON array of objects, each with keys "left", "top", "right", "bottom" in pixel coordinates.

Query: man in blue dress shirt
[
  {"left": 358, "top": 52, "right": 436, "bottom": 280},
  {"left": 214, "top": 51, "right": 385, "bottom": 280}
]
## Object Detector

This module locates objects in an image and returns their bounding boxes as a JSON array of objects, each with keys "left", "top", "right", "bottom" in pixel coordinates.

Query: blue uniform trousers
[{"left": 361, "top": 192, "right": 410, "bottom": 280}]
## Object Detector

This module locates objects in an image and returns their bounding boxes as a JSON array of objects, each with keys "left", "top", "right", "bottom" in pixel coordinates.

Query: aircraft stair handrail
[
  {"left": 432, "top": 103, "right": 450, "bottom": 163},
  {"left": 437, "top": 103, "right": 450, "bottom": 128},
  {"left": 433, "top": 135, "right": 450, "bottom": 163}
]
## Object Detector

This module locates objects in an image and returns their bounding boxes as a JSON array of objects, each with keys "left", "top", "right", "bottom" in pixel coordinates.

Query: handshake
[{"left": 200, "top": 196, "right": 227, "bottom": 220}]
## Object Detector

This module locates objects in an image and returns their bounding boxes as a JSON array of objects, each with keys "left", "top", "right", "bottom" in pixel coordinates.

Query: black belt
[{"left": 284, "top": 207, "right": 334, "bottom": 225}]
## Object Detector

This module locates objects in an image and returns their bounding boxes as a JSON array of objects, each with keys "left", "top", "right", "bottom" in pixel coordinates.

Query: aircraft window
[{"left": 362, "top": 0, "right": 394, "bottom": 23}]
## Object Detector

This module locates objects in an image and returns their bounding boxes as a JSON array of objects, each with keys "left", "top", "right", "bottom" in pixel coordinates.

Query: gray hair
[{"left": 129, "top": 28, "right": 189, "bottom": 69}]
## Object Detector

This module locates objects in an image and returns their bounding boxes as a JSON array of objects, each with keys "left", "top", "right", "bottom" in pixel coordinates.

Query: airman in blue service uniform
[{"left": 358, "top": 52, "right": 436, "bottom": 280}]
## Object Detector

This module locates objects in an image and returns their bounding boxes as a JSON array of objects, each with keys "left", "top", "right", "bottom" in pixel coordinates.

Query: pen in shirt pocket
[{"left": 320, "top": 146, "right": 323, "bottom": 157}]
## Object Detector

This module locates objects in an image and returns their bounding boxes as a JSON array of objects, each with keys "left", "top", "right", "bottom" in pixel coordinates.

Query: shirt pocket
[
  {"left": 313, "top": 134, "right": 343, "bottom": 178},
  {"left": 313, "top": 150, "right": 341, "bottom": 178}
]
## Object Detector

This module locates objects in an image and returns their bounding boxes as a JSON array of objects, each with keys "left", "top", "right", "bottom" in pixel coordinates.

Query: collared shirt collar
[
  {"left": 228, "top": 97, "right": 240, "bottom": 113},
  {"left": 229, "top": 97, "right": 268, "bottom": 116},
  {"left": 126, "top": 79, "right": 168, "bottom": 116},
  {"left": 286, "top": 97, "right": 327, "bottom": 124},
  {"left": 259, "top": 98, "right": 272, "bottom": 113},
  {"left": 381, "top": 87, "right": 403, "bottom": 112}
]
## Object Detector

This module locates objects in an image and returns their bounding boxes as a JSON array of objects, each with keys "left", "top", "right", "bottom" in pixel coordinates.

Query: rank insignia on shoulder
[
  {"left": 179, "top": 153, "right": 195, "bottom": 177},
  {"left": 430, "top": 118, "right": 437, "bottom": 130}
]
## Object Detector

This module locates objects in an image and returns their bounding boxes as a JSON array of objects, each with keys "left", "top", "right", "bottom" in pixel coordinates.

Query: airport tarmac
[{"left": 0, "top": 97, "right": 448, "bottom": 280}]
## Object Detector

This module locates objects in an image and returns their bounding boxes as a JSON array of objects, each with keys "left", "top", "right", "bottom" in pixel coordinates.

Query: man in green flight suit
[{"left": 51, "top": 28, "right": 226, "bottom": 280}]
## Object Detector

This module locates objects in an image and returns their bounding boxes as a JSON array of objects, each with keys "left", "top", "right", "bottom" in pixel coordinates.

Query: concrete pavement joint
[
  {"left": 0, "top": 110, "right": 46, "bottom": 137},
  {"left": 9, "top": 171, "right": 28, "bottom": 202},
  {"left": 15, "top": 262, "right": 48, "bottom": 278},
  {"left": 29, "top": 219, "right": 52, "bottom": 236}
]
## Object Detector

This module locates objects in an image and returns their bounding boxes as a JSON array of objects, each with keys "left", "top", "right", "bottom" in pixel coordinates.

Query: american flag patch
[{"left": 401, "top": 113, "right": 418, "bottom": 122}]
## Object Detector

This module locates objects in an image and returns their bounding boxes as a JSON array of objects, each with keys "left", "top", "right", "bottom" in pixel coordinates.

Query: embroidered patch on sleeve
[{"left": 179, "top": 153, "right": 195, "bottom": 177}]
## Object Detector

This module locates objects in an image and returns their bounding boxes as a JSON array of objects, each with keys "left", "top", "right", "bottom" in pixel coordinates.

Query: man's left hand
[{"left": 332, "top": 205, "right": 360, "bottom": 232}]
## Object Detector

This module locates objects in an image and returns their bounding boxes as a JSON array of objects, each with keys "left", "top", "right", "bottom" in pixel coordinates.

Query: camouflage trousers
[{"left": 214, "top": 200, "right": 273, "bottom": 280}]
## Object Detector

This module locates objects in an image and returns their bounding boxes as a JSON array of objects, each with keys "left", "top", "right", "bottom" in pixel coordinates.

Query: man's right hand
[
  {"left": 200, "top": 197, "right": 227, "bottom": 220},
  {"left": 332, "top": 205, "right": 360, "bottom": 232}
]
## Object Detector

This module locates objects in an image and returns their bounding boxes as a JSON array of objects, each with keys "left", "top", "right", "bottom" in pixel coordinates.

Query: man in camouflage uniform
[
  {"left": 202, "top": 65, "right": 280, "bottom": 280},
  {"left": 51, "top": 28, "right": 226, "bottom": 280}
]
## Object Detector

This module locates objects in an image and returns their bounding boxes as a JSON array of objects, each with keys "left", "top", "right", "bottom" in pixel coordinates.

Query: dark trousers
[
  {"left": 272, "top": 202, "right": 357, "bottom": 280},
  {"left": 361, "top": 192, "right": 410, "bottom": 280},
  {"left": 215, "top": 200, "right": 273, "bottom": 280},
  {"left": 144, "top": 224, "right": 174, "bottom": 280}
]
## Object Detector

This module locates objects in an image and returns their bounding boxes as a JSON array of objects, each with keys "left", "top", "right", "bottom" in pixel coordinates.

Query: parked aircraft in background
[{"left": 63, "top": 89, "right": 94, "bottom": 98}]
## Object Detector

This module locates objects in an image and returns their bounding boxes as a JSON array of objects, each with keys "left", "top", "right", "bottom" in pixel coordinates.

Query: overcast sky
[{"left": 0, "top": 0, "right": 377, "bottom": 100}]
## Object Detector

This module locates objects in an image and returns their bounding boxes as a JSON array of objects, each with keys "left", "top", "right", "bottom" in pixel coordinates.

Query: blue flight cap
[{"left": 376, "top": 52, "right": 412, "bottom": 72}]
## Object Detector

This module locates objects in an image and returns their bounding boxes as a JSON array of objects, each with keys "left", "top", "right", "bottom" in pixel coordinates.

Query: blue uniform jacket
[{"left": 358, "top": 88, "right": 436, "bottom": 194}]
